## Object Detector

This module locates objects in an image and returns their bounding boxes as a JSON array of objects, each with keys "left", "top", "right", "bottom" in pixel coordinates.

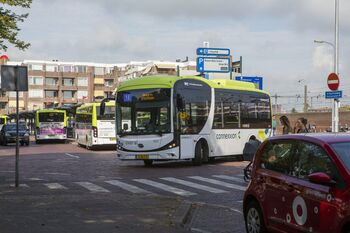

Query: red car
[{"left": 243, "top": 134, "right": 350, "bottom": 233}]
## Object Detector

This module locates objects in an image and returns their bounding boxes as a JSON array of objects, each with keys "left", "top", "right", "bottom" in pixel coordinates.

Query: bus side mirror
[
  {"left": 100, "top": 97, "right": 114, "bottom": 115},
  {"left": 123, "top": 123, "right": 128, "bottom": 131}
]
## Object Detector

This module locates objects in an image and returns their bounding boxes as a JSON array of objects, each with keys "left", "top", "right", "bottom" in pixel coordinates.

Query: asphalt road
[{"left": 0, "top": 141, "right": 249, "bottom": 233}]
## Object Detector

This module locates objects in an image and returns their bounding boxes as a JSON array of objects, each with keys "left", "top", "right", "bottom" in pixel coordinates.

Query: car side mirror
[
  {"left": 308, "top": 172, "right": 336, "bottom": 186},
  {"left": 123, "top": 123, "right": 128, "bottom": 131}
]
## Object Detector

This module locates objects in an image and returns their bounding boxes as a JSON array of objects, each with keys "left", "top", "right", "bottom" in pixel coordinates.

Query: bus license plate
[{"left": 136, "top": 154, "right": 149, "bottom": 160}]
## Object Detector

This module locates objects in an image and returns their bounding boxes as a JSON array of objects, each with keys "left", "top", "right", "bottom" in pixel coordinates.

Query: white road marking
[
  {"left": 75, "top": 182, "right": 110, "bottom": 193},
  {"left": 28, "top": 177, "right": 45, "bottom": 181},
  {"left": 65, "top": 153, "right": 80, "bottom": 159},
  {"left": 188, "top": 176, "right": 246, "bottom": 191},
  {"left": 105, "top": 180, "right": 151, "bottom": 194},
  {"left": 134, "top": 179, "right": 196, "bottom": 196},
  {"left": 44, "top": 183, "right": 67, "bottom": 190},
  {"left": 160, "top": 177, "right": 227, "bottom": 194},
  {"left": 212, "top": 175, "right": 245, "bottom": 184},
  {"left": 44, "top": 172, "right": 70, "bottom": 176},
  {"left": 10, "top": 184, "right": 29, "bottom": 188}
]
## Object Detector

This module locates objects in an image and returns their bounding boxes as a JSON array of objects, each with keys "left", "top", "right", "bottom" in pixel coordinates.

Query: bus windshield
[
  {"left": 117, "top": 88, "right": 171, "bottom": 135},
  {"left": 39, "top": 112, "right": 64, "bottom": 122},
  {"left": 96, "top": 106, "right": 115, "bottom": 120}
]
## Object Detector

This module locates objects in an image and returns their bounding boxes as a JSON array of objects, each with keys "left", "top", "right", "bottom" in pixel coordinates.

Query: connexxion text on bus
[
  {"left": 75, "top": 102, "right": 116, "bottom": 149},
  {"left": 35, "top": 109, "right": 67, "bottom": 143},
  {"left": 104, "top": 75, "right": 272, "bottom": 166}
]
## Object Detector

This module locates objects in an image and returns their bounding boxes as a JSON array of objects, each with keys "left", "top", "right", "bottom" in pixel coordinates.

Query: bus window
[{"left": 174, "top": 79, "right": 211, "bottom": 134}]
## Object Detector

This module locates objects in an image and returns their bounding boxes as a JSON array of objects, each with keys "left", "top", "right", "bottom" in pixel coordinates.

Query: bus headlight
[{"left": 168, "top": 143, "right": 176, "bottom": 149}]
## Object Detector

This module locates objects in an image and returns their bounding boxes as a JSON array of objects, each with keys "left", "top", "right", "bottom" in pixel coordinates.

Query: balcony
[
  {"left": 44, "top": 85, "right": 59, "bottom": 90},
  {"left": 61, "top": 72, "right": 76, "bottom": 78},
  {"left": 61, "top": 85, "right": 78, "bottom": 91},
  {"left": 0, "top": 96, "right": 9, "bottom": 102},
  {"left": 45, "top": 71, "right": 60, "bottom": 77}
]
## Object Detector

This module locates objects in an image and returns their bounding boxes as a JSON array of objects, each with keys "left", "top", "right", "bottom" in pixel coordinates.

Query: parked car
[
  {"left": 0, "top": 123, "right": 30, "bottom": 146},
  {"left": 243, "top": 134, "right": 350, "bottom": 233}
]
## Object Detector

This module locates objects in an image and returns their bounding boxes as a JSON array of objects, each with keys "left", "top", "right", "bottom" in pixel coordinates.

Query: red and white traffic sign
[{"left": 327, "top": 73, "right": 340, "bottom": 91}]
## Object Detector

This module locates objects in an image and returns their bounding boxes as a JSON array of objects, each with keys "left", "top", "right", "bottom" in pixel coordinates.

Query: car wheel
[
  {"left": 20, "top": 141, "right": 24, "bottom": 146},
  {"left": 25, "top": 141, "right": 29, "bottom": 146},
  {"left": 3, "top": 139, "right": 7, "bottom": 146},
  {"left": 143, "top": 160, "right": 153, "bottom": 167},
  {"left": 245, "top": 201, "right": 267, "bottom": 233}
]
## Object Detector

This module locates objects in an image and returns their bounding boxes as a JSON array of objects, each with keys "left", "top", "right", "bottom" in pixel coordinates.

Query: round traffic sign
[{"left": 327, "top": 73, "right": 339, "bottom": 91}]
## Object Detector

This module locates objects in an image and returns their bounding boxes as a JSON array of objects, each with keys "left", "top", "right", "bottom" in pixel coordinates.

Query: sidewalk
[
  {"left": 179, "top": 201, "right": 245, "bottom": 233},
  {"left": 0, "top": 187, "right": 188, "bottom": 233}
]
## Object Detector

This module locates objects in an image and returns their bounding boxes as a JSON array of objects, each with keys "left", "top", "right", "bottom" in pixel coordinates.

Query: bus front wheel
[
  {"left": 193, "top": 141, "right": 207, "bottom": 166},
  {"left": 143, "top": 160, "right": 153, "bottom": 167}
]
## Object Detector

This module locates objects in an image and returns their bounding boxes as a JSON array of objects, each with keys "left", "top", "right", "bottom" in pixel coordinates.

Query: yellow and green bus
[
  {"left": 75, "top": 102, "right": 116, "bottom": 149},
  {"left": 35, "top": 109, "right": 67, "bottom": 143},
  {"left": 114, "top": 75, "right": 272, "bottom": 166},
  {"left": 0, "top": 115, "right": 9, "bottom": 126}
]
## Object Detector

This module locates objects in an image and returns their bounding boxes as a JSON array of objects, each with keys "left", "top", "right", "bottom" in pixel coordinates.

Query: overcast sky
[{"left": 5, "top": 0, "right": 350, "bottom": 110}]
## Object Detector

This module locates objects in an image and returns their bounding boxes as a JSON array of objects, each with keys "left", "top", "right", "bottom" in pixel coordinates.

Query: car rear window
[{"left": 331, "top": 142, "right": 350, "bottom": 172}]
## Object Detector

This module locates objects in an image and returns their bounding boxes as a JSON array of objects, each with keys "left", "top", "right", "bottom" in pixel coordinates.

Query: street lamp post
[{"left": 313, "top": 0, "right": 340, "bottom": 133}]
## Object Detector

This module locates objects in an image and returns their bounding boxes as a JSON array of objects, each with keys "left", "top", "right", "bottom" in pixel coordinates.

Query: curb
[{"left": 173, "top": 200, "right": 198, "bottom": 228}]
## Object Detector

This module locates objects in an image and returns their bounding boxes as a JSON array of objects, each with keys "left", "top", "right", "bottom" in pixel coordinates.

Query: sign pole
[
  {"left": 333, "top": 0, "right": 340, "bottom": 132},
  {"left": 15, "top": 68, "right": 19, "bottom": 187}
]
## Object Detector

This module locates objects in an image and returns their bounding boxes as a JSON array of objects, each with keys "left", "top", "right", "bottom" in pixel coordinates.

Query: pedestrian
[
  {"left": 272, "top": 115, "right": 277, "bottom": 136},
  {"left": 279, "top": 115, "right": 292, "bottom": 135},
  {"left": 294, "top": 117, "right": 309, "bottom": 133}
]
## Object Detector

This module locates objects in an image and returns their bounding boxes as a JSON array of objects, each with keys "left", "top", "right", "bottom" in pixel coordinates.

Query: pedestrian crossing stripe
[
  {"left": 212, "top": 175, "right": 245, "bottom": 184},
  {"left": 75, "top": 182, "right": 110, "bottom": 193},
  {"left": 44, "top": 183, "right": 67, "bottom": 190},
  {"left": 188, "top": 176, "right": 246, "bottom": 191},
  {"left": 160, "top": 177, "right": 227, "bottom": 194},
  {"left": 134, "top": 179, "right": 196, "bottom": 196},
  {"left": 105, "top": 180, "right": 151, "bottom": 194}
]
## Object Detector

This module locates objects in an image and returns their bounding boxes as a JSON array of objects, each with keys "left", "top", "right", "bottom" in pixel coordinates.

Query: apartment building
[
  {"left": 0, "top": 58, "right": 198, "bottom": 115},
  {"left": 0, "top": 59, "right": 124, "bottom": 114}
]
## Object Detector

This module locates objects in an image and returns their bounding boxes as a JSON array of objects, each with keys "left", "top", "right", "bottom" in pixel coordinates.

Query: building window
[
  {"left": 105, "top": 80, "right": 114, "bottom": 87},
  {"left": 77, "top": 91, "right": 88, "bottom": 99},
  {"left": 63, "top": 91, "right": 75, "bottom": 99},
  {"left": 77, "top": 77, "right": 88, "bottom": 86},
  {"left": 0, "top": 102, "right": 7, "bottom": 109},
  {"left": 63, "top": 78, "right": 74, "bottom": 86},
  {"left": 104, "top": 92, "right": 113, "bottom": 98},
  {"left": 46, "top": 65, "right": 58, "bottom": 72},
  {"left": 8, "top": 92, "right": 23, "bottom": 98},
  {"left": 94, "top": 67, "right": 105, "bottom": 75},
  {"left": 75, "top": 66, "right": 87, "bottom": 73},
  {"left": 29, "top": 64, "right": 43, "bottom": 71},
  {"left": 29, "top": 76, "right": 43, "bottom": 85},
  {"left": 60, "top": 65, "right": 73, "bottom": 72},
  {"left": 28, "top": 89, "right": 43, "bottom": 98},
  {"left": 45, "top": 78, "right": 58, "bottom": 86},
  {"left": 45, "top": 90, "right": 58, "bottom": 98}
]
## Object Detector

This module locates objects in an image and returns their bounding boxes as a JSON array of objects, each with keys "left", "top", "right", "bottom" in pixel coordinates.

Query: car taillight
[{"left": 93, "top": 126, "right": 98, "bottom": 138}]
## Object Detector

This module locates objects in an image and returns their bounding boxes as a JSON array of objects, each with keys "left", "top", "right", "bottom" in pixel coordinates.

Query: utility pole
[{"left": 303, "top": 85, "right": 308, "bottom": 113}]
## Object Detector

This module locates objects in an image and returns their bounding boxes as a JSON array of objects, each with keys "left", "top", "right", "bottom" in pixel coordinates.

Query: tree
[
  {"left": 0, "top": 0, "right": 32, "bottom": 51},
  {"left": 291, "top": 108, "right": 298, "bottom": 113}
]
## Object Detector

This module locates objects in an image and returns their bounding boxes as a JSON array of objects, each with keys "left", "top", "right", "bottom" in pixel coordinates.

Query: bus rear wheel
[{"left": 143, "top": 160, "right": 153, "bottom": 167}]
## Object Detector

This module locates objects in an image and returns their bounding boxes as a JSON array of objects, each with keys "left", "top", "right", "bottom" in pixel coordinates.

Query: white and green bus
[
  {"left": 35, "top": 109, "right": 67, "bottom": 143},
  {"left": 114, "top": 76, "right": 272, "bottom": 166},
  {"left": 75, "top": 102, "right": 116, "bottom": 149}
]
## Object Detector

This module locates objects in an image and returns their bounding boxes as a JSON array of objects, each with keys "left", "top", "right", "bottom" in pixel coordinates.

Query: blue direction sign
[
  {"left": 197, "top": 47, "right": 230, "bottom": 56},
  {"left": 236, "top": 76, "right": 263, "bottom": 90},
  {"left": 325, "top": 90, "right": 342, "bottom": 99},
  {"left": 197, "top": 57, "right": 230, "bottom": 73}
]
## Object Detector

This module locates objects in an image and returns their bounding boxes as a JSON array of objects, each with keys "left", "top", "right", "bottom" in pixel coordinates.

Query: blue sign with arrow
[
  {"left": 325, "top": 90, "right": 342, "bottom": 99},
  {"left": 197, "top": 57, "right": 230, "bottom": 73},
  {"left": 197, "top": 47, "right": 230, "bottom": 56}
]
